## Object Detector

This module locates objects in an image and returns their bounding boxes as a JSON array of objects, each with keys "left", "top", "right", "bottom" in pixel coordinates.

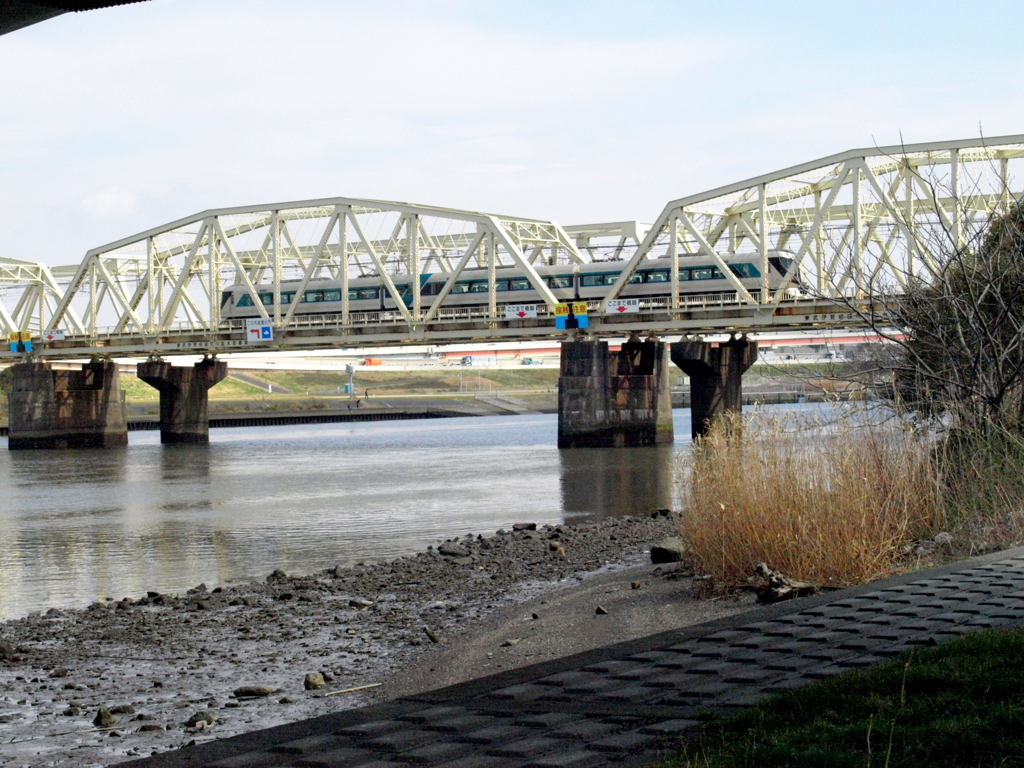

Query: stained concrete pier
[
  {"left": 557, "top": 338, "right": 674, "bottom": 448},
  {"left": 672, "top": 336, "right": 758, "bottom": 440},
  {"left": 6, "top": 360, "right": 128, "bottom": 449},
  {"left": 137, "top": 358, "right": 228, "bottom": 444}
]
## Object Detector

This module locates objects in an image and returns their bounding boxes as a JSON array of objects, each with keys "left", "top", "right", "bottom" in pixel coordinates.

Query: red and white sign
[
  {"left": 245, "top": 318, "right": 274, "bottom": 344},
  {"left": 504, "top": 304, "right": 538, "bottom": 320},
  {"left": 42, "top": 329, "right": 66, "bottom": 342},
  {"left": 605, "top": 299, "right": 640, "bottom": 314}
]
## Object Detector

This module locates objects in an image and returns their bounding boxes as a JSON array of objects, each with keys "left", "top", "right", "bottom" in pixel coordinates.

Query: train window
[
  {"left": 280, "top": 292, "right": 296, "bottom": 304},
  {"left": 495, "top": 280, "right": 511, "bottom": 292},
  {"left": 711, "top": 267, "right": 724, "bottom": 279},
  {"left": 237, "top": 294, "right": 254, "bottom": 307},
  {"left": 259, "top": 293, "right": 274, "bottom": 305},
  {"left": 547, "top": 275, "right": 573, "bottom": 289},
  {"left": 421, "top": 283, "right": 441, "bottom": 296},
  {"left": 451, "top": 282, "right": 470, "bottom": 294},
  {"left": 510, "top": 278, "right": 531, "bottom": 291},
  {"left": 728, "top": 263, "right": 761, "bottom": 278},
  {"left": 349, "top": 288, "right": 378, "bottom": 300},
  {"left": 323, "top": 289, "right": 341, "bottom": 302},
  {"left": 692, "top": 268, "right": 713, "bottom": 281},
  {"left": 645, "top": 271, "right": 669, "bottom": 283},
  {"left": 302, "top": 290, "right": 324, "bottom": 303},
  {"left": 469, "top": 281, "right": 489, "bottom": 293},
  {"left": 581, "top": 274, "right": 605, "bottom": 287},
  {"left": 678, "top": 269, "right": 691, "bottom": 281},
  {"left": 629, "top": 273, "right": 644, "bottom": 284}
]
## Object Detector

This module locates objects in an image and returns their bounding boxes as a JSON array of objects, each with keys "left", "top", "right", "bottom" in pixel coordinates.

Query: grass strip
[{"left": 658, "top": 627, "right": 1024, "bottom": 768}]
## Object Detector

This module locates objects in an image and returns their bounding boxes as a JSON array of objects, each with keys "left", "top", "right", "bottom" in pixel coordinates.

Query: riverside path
[{"left": 123, "top": 545, "right": 1024, "bottom": 768}]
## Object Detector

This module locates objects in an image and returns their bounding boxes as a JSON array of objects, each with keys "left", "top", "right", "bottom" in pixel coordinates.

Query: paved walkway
[{"left": 127, "top": 546, "right": 1024, "bottom": 768}]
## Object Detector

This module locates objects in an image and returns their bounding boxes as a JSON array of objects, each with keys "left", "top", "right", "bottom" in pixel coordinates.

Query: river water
[{"left": 0, "top": 411, "right": 706, "bottom": 618}]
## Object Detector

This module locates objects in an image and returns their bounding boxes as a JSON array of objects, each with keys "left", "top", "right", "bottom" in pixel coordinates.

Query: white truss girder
[
  {"left": 601, "top": 134, "right": 1024, "bottom": 308},
  {"left": 32, "top": 197, "right": 581, "bottom": 338},
  {"left": 2, "top": 136, "right": 1023, "bottom": 359}
]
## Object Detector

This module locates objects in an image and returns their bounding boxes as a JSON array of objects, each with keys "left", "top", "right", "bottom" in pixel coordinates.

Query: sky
[{"left": 2, "top": 0, "right": 1023, "bottom": 267}]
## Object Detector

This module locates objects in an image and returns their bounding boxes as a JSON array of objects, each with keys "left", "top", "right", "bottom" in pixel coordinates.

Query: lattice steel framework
[
  {"left": 603, "top": 134, "right": 1024, "bottom": 310},
  {"left": 39, "top": 198, "right": 582, "bottom": 336},
  {"left": 2, "top": 136, "right": 1023, "bottom": 357}
]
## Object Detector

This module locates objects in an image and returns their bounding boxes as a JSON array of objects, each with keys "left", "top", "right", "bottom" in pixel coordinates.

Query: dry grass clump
[{"left": 679, "top": 408, "right": 943, "bottom": 588}]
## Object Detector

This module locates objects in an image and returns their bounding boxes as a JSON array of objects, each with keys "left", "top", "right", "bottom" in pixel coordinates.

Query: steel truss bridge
[{"left": 2, "top": 135, "right": 1023, "bottom": 361}]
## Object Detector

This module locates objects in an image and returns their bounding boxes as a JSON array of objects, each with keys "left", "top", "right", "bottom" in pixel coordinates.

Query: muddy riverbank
[{"left": 0, "top": 512, "right": 758, "bottom": 767}]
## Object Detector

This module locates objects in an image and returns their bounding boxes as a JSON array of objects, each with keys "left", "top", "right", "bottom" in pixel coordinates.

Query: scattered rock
[
  {"left": 303, "top": 673, "right": 326, "bottom": 690},
  {"left": 185, "top": 710, "right": 218, "bottom": 728},
  {"left": 650, "top": 537, "right": 689, "bottom": 564},
  {"left": 138, "top": 724, "right": 164, "bottom": 732},
  {"left": 934, "top": 532, "right": 954, "bottom": 545},
  {"left": 279, "top": 696, "right": 295, "bottom": 704},
  {"left": 500, "top": 638, "right": 521, "bottom": 647},
  {"left": 424, "top": 627, "right": 440, "bottom": 643},
  {"left": 595, "top": 605, "right": 609, "bottom": 615},
  {"left": 233, "top": 685, "right": 273, "bottom": 698},
  {"left": 512, "top": 522, "right": 537, "bottom": 531},
  {"left": 62, "top": 707, "right": 81, "bottom": 717},
  {"left": 109, "top": 704, "right": 135, "bottom": 715},
  {"left": 134, "top": 714, "right": 155, "bottom": 721},
  {"left": 438, "top": 542, "right": 469, "bottom": 557},
  {"left": 348, "top": 598, "right": 374, "bottom": 609},
  {"left": 631, "top": 581, "right": 641, "bottom": 590},
  {"left": 0, "top": 640, "right": 14, "bottom": 659},
  {"left": 93, "top": 707, "right": 115, "bottom": 727},
  {"left": 48, "top": 667, "right": 68, "bottom": 678},
  {"left": 267, "top": 569, "right": 288, "bottom": 583}
]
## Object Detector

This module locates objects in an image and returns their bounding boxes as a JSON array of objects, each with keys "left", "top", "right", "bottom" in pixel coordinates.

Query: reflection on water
[
  {"left": 4, "top": 406, "right": 843, "bottom": 618},
  {"left": 560, "top": 447, "right": 676, "bottom": 524}
]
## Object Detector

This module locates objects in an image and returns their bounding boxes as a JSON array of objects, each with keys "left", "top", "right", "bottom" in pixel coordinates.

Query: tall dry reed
[{"left": 679, "top": 408, "right": 943, "bottom": 587}]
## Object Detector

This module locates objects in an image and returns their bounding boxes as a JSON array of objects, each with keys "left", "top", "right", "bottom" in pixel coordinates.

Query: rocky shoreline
[{"left": 0, "top": 512, "right": 687, "bottom": 767}]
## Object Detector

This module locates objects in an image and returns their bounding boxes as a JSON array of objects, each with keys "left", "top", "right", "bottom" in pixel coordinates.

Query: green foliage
[
  {"left": 662, "top": 629, "right": 1024, "bottom": 768},
  {"left": 0, "top": 365, "right": 11, "bottom": 396}
]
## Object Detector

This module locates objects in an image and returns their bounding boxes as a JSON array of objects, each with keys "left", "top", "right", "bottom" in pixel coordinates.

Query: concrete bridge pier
[
  {"left": 6, "top": 360, "right": 128, "bottom": 449},
  {"left": 137, "top": 357, "right": 228, "bottom": 444},
  {"left": 671, "top": 336, "right": 758, "bottom": 441},
  {"left": 557, "top": 337, "right": 674, "bottom": 448}
]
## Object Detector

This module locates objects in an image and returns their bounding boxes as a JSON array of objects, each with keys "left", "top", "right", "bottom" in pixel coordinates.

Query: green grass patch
[
  {"left": 120, "top": 374, "right": 266, "bottom": 401},
  {"left": 660, "top": 628, "right": 1024, "bottom": 768},
  {"left": 251, "top": 368, "right": 559, "bottom": 395}
]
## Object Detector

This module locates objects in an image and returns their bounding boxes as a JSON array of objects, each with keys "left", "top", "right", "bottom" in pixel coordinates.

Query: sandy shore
[{"left": 0, "top": 513, "right": 755, "bottom": 767}]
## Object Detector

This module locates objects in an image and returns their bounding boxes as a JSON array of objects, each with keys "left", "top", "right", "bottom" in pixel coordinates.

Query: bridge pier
[
  {"left": 672, "top": 337, "right": 758, "bottom": 441},
  {"left": 6, "top": 360, "right": 128, "bottom": 450},
  {"left": 557, "top": 338, "right": 674, "bottom": 448},
  {"left": 137, "top": 358, "right": 228, "bottom": 444}
]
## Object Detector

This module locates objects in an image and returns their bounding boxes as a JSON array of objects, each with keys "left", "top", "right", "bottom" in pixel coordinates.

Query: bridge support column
[
  {"left": 671, "top": 337, "right": 758, "bottom": 441},
  {"left": 558, "top": 338, "right": 674, "bottom": 448},
  {"left": 7, "top": 360, "right": 128, "bottom": 450},
  {"left": 137, "top": 358, "right": 228, "bottom": 445}
]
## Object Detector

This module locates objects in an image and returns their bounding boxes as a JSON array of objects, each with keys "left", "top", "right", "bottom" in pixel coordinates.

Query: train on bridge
[{"left": 220, "top": 253, "right": 801, "bottom": 319}]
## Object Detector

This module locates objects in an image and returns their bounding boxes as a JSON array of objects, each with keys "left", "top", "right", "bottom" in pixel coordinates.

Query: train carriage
[{"left": 220, "top": 252, "right": 801, "bottom": 321}]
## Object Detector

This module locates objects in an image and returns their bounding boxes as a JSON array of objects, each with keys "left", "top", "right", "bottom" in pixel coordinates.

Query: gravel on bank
[{"left": 0, "top": 512, "right": 721, "bottom": 767}]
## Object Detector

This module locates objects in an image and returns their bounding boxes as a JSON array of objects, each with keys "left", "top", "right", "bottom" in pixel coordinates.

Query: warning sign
[
  {"left": 555, "top": 302, "right": 589, "bottom": 330},
  {"left": 8, "top": 332, "right": 32, "bottom": 353},
  {"left": 504, "top": 304, "right": 538, "bottom": 320},
  {"left": 245, "top": 318, "right": 274, "bottom": 344},
  {"left": 554, "top": 303, "right": 570, "bottom": 317},
  {"left": 605, "top": 298, "right": 640, "bottom": 314}
]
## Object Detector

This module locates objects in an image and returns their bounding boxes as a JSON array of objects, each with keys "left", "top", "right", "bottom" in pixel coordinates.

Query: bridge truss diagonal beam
[{"left": 600, "top": 134, "right": 1024, "bottom": 310}]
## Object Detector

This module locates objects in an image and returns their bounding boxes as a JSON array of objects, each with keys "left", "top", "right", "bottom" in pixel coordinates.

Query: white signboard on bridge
[
  {"left": 505, "top": 304, "right": 538, "bottom": 320},
  {"left": 245, "top": 318, "right": 274, "bottom": 344},
  {"left": 41, "top": 329, "right": 66, "bottom": 342},
  {"left": 605, "top": 298, "right": 640, "bottom": 314}
]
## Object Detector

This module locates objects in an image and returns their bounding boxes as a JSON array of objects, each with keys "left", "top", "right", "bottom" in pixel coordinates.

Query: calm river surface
[{"left": 0, "top": 406, "right": 815, "bottom": 618}]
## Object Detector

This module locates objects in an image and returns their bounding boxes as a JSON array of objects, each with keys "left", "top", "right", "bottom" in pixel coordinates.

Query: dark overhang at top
[{"left": 0, "top": 1, "right": 149, "bottom": 36}]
